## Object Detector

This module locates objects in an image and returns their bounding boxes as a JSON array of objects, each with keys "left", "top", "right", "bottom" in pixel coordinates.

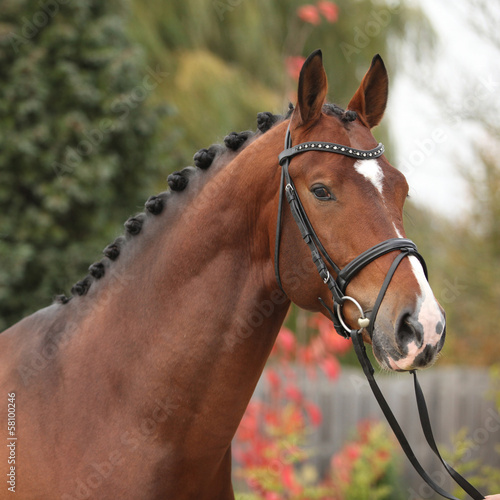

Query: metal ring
[{"left": 335, "top": 296, "right": 370, "bottom": 331}]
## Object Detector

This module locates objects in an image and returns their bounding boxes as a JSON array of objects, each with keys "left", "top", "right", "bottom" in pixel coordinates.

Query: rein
[{"left": 275, "top": 124, "right": 485, "bottom": 500}]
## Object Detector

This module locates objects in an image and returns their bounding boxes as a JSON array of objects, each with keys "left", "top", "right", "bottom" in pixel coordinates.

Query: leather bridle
[
  {"left": 274, "top": 123, "right": 484, "bottom": 500},
  {"left": 275, "top": 124, "right": 427, "bottom": 339}
]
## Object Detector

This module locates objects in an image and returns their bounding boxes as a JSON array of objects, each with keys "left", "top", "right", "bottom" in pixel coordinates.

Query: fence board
[{"left": 240, "top": 366, "right": 500, "bottom": 499}]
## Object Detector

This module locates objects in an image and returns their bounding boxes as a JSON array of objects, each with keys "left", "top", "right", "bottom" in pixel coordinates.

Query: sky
[{"left": 387, "top": 0, "right": 499, "bottom": 219}]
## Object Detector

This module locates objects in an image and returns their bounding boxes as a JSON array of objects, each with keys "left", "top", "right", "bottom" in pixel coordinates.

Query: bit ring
[{"left": 336, "top": 296, "right": 370, "bottom": 331}]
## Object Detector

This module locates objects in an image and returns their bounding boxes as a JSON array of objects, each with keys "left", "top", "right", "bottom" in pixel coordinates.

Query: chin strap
[{"left": 350, "top": 328, "right": 485, "bottom": 500}]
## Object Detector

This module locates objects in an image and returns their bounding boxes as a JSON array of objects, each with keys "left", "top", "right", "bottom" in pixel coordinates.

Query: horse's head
[{"left": 275, "top": 50, "right": 445, "bottom": 371}]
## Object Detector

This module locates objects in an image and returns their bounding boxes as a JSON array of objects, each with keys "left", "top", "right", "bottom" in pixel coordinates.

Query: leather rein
[{"left": 274, "top": 124, "right": 484, "bottom": 500}]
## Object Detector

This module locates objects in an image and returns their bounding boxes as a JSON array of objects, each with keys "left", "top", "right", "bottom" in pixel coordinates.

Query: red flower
[
  {"left": 282, "top": 464, "right": 295, "bottom": 488},
  {"left": 265, "top": 493, "right": 281, "bottom": 500},
  {"left": 317, "top": 1, "right": 339, "bottom": 23},
  {"left": 276, "top": 326, "right": 296, "bottom": 354},
  {"left": 297, "top": 4, "right": 321, "bottom": 25},
  {"left": 314, "top": 314, "right": 352, "bottom": 355},
  {"left": 285, "top": 383, "right": 302, "bottom": 403},
  {"left": 285, "top": 56, "right": 306, "bottom": 80},
  {"left": 377, "top": 449, "right": 391, "bottom": 462},
  {"left": 237, "top": 407, "right": 258, "bottom": 441},
  {"left": 345, "top": 443, "right": 361, "bottom": 462},
  {"left": 327, "top": 333, "right": 352, "bottom": 355},
  {"left": 298, "top": 344, "right": 314, "bottom": 364},
  {"left": 357, "top": 419, "right": 374, "bottom": 443},
  {"left": 264, "top": 409, "right": 280, "bottom": 428},
  {"left": 281, "top": 464, "right": 303, "bottom": 495},
  {"left": 331, "top": 453, "right": 352, "bottom": 484},
  {"left": 266, "top": 368, "right": 281, "bottom": 393},
  {"left": 305, "top": 401, "right": 323, "bottom": 426},
  {"left": 321, "top": 356, "right": 341, "bottom": 380}
]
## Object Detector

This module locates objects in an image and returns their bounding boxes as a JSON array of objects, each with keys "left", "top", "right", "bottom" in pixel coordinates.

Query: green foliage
[
  {"left": 442, "top": 365, "right": 500, "bottom": 498},
  {"left": 403, "top": 180, "right": 500, "bottom": 366},
  {"left": 0, "top": 0, "right": 167, "bottom": 329},
  {"left": 234, "top": 327, "right": 402, "bottom": 499},
  {"left": 127, "top": 0, "right": 435, "bottom": 164},
  {"left": 328, "top": 421, "right": 403, "bottom": 500},
  {"left": 0, "top": 0, "right": 436, "bottom": 331}
]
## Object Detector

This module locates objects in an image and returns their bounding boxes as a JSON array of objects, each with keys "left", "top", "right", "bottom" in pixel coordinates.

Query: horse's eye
[{"left": 312, "top": 186, "right": 333, "bottom": 201}]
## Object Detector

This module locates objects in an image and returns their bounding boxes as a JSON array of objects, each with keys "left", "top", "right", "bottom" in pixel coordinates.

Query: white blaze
[
  {"left": 354, "top": 159, "right": 384, "bottom": 194},
  {"left": 408, "top": 255, "right": 444, "bottom": 343},
  {"left": 390, "top": 225, "right": 445, "bottom": 369}
]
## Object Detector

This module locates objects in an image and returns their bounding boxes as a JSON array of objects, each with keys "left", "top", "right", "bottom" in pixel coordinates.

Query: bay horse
[{"left": 0, "top": 51, "right": 445, "bottom": 499}]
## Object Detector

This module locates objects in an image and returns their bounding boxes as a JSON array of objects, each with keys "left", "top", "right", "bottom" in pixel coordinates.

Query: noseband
[{"left": 274, "top": 123, "right": 484, "bottom": 500}]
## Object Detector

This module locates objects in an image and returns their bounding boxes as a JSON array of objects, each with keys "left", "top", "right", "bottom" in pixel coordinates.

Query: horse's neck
[{"left": 69, "top": 132, "right": 290, "bottom": 455}]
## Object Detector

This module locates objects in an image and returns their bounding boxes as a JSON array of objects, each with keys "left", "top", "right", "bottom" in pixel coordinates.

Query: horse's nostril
[{"left": 396, "top": 312, "right": 424, "bottom": 352}]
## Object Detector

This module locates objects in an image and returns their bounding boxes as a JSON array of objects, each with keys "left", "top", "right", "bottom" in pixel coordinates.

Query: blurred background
[{"left": 0, "top": 0, "right": 499, "bottom": 498}]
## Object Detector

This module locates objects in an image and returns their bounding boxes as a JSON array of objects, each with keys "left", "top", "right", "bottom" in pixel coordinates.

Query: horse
[{"left": 0, "top": 50, "right": 446, "bottom": 499}]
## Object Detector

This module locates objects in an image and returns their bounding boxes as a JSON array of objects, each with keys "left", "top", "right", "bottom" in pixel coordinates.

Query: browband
[{"left": 279, "top": 141, "right": 384, "bottom": 165}]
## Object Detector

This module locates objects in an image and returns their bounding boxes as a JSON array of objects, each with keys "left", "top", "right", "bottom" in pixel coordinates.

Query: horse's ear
[
  {"left": 347, "top": 54, "right": 388, "bottom": 129},
  {"left": 292, "top": 49, "right": 328, "bottom": 128}
]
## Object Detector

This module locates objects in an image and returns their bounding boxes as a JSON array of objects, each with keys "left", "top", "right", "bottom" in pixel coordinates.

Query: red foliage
[
  {"left": 296, "top": 2, "right": 338, "bottom": 25},
  {"left": 297, "top": 4, "right": 321, "bottom": 25},
  {"left": 234, "top": 314, "right": 355, "bottom": 497},
  {"left": 316, "top": 1, "right": 339, "bottom": 23},
  {"left": 285, "top": 56, "right": 306, "bottom": 80},
  {"left": 305, "top": 401, "right": 323, "bottom": 426},
  {"left": 285, "top": 384, "right": 302, "bottom": 403},
  {"left": 266, "top": 368, "right": 281, "bottom": 394},
  {"left": 276, "top": 326, "right": 296, "bottom": 355},
  {"left": 312, "top": 315, "right": 352, "bottom": 355},
  {"left": 321, "top": 356, "right": 341, "bottom": 380}
]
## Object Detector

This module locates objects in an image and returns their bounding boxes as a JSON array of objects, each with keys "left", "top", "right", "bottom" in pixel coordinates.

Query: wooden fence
[{"left": 243, "top": 366, "right": 500, "bottom": 499}]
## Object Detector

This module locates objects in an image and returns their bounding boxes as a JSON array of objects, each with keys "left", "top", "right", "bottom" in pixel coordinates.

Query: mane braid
[
  {"left": 167, "top": 166, "right": 197, "bottom": 192},
  {"left": 88, "top": 261, "right": 106, "bottom": 279},
  {"left": 124, "top": 213, "right": 146, "bottom": 236},
  {"left": 55, "top": 107, "right": 291, "bottom": 306},
  {"left": 323, "top": 103, "right": 357, "bottom": 123},
  {"left": 145, "top": 195, "right": 165, "bottom": 215}
]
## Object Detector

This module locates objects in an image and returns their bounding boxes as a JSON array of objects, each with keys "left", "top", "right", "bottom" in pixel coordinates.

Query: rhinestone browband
[{"left": 278, "top": 141, "right": 384, "bottom": 165}]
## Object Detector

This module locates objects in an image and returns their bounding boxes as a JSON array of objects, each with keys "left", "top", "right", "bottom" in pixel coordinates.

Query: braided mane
[
  {"left": 55, "top": 103, "right": 355, "bottom": 305},
  {"left": 54, "top": 109, "right": 291, "bottom": 305}
]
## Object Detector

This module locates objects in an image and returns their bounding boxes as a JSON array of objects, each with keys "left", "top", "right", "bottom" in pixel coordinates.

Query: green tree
[
  {"left": 127, "top": 0, "right": 435, "bottom": 164},
  {"left": 0, "top": 0, "right": 167, "bottom": 330},
  {"left": 0, "top": 0, "right": 436, "bottom": 331}
]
